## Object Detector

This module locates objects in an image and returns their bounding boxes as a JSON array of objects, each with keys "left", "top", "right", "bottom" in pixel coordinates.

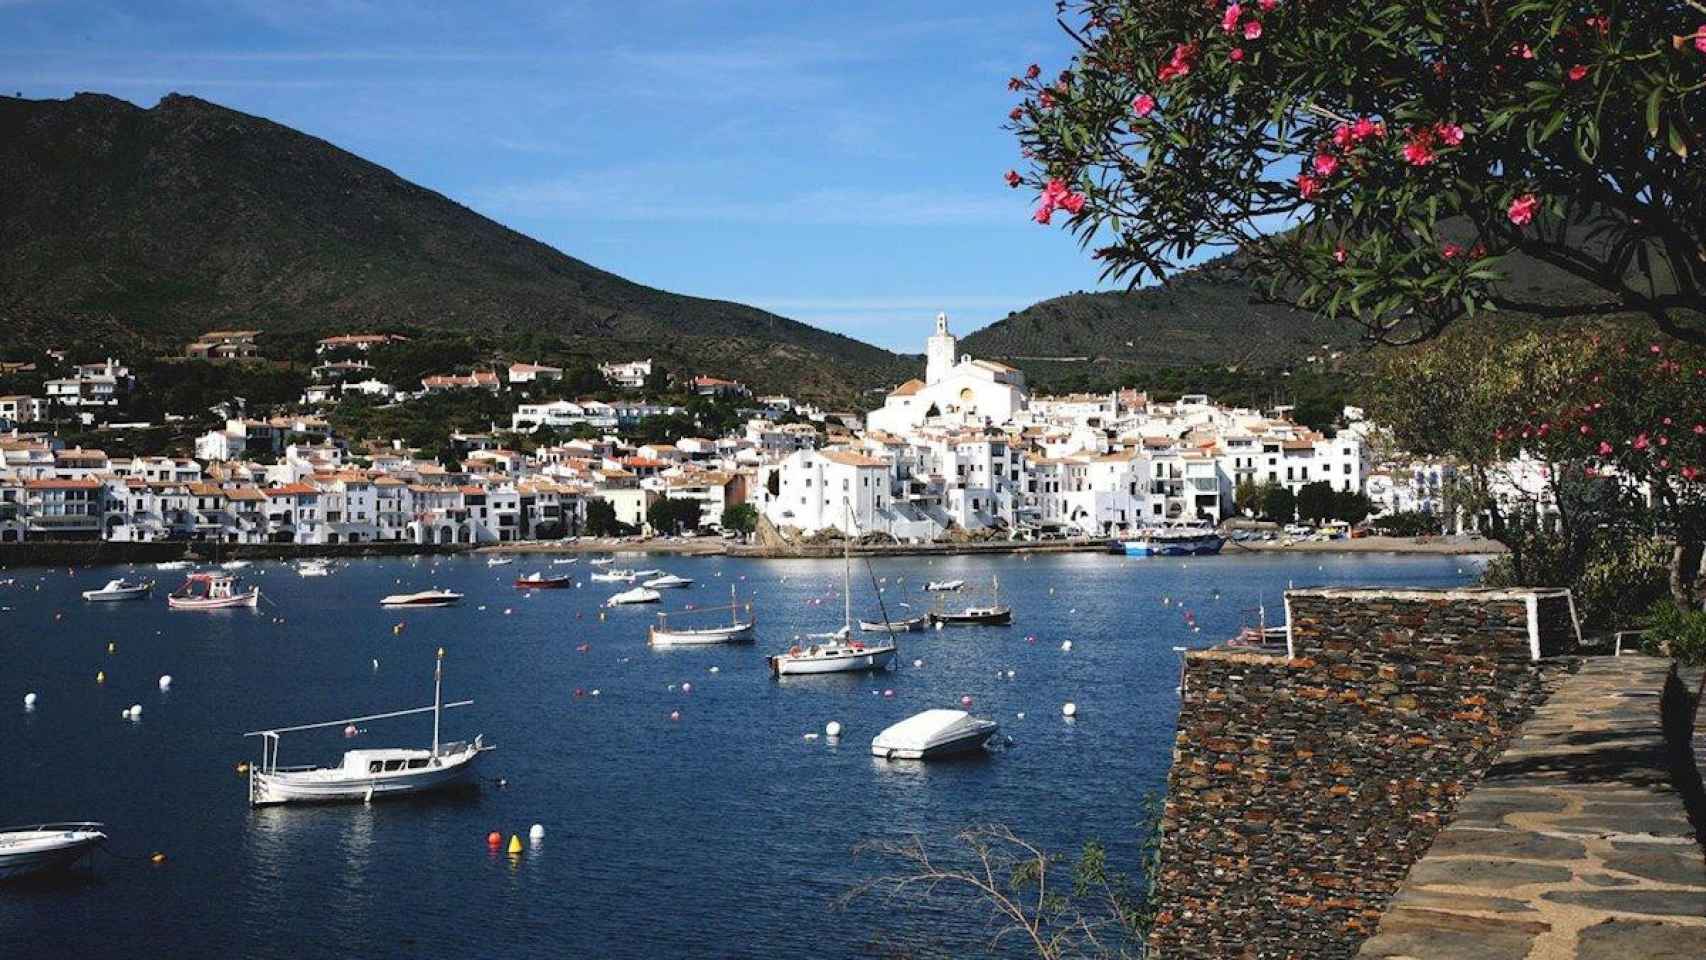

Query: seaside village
[{"left": 0, "top": 315, "right": 1520, "bottom": 547}]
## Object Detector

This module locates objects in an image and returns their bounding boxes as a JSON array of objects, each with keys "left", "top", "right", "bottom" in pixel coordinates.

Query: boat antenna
[{"left": 432, "top": 647, "right": 444, "bottom": 758}]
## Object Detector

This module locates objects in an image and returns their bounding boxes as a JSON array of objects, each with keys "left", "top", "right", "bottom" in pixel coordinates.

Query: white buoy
[
  {"left": 158, "top": 675, "right": 172, "bottom": 691},
  {"left": 1062, "top": 702, "right": 1078, "bottom": 718},
  {"left": 372, "top": 659, "right": 379, "bottom": 670},
  {"left": 1006, "top": 669, "right": 1016, "bottom": 679},
  {"left": 681, "top": 682, "right": 693, "bottom": 694},
  {"left": 590, "top": 689, "right": 600, "bottom": 696},
  {"left": 128, "top": 704, "right": 143, "bottom": 718},
  {"left": 913, "top": 659, "right": 924, "bottom": 668},
  {"left": 825, "top": 721, "right": 842, "bottom": 738},
  {"left": 709, "top": 666, "right": 720, "bottom": 674},
  {"left": 1016, "top": 712, "right": 1026, "bottom": 719},
  {"left": 1061, "top": 640, "right": 1073, "bottom": 651},
  {"left": 529, "top": 823, "right": 545, "bottom": 842},
  {"left": 23, "top": 692, "right": 37, "bottom": 708}
]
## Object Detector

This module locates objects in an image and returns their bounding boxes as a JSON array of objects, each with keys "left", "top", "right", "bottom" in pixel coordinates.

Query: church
[{"left": 865, "top": 313, "right": 1030, "bottom": 435}]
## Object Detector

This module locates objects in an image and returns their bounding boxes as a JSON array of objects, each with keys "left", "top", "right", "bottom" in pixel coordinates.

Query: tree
[
  {"left": 646, "top": 497, "right": 702, "bottom": 535},
  {"left": 1233, "top": 479, "right": 1267, "bottom": 516},
  {"left": 1332, "top": 489, "right": 1373, "bottom": 526},
  {"left": 720, "top": 503, "right": 759, "bottom": 536},
  {"left": 585, "top": 499, "right": 624, "bottom": 537},
  {"left": 1008, "top": 3, "right": 1705, "bottom": 345},
  {"left": 1260, "top": 484, "right": 1295, "bottom": 523},
  {"left": 1295, "top": 480, "right": 1336, "bottom": 522}
]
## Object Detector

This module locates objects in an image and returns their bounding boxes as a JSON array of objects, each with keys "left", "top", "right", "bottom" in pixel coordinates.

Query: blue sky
[{"left": 2, "top": 0, "right": 1112, "bottom": 352}]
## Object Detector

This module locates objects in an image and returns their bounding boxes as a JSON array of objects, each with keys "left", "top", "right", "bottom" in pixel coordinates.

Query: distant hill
[{"left": 0, "top": 93, "right": 909, "bottom": 399}]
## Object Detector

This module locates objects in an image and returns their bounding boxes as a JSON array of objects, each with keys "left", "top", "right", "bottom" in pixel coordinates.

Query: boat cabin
[{"left": 340, "top": 748, "right": 436, "bottom": 774}]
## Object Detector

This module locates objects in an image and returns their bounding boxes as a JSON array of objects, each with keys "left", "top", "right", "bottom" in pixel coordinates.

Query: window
[
  {"left": 368, "top": 761, "right": 383, "bottom": 773},
  {"left": 383, "top": 759, "right": 405, "bottom": 772},
  {"left": 407, "top": 757, "right": 429, "bottom": 769}
]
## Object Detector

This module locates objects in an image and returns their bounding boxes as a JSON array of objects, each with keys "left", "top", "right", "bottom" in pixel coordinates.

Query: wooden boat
[
  {"left": 243, "top": 651, "right": 491, "bottom": 806},
  {"left": 0, "top": 823, "right": 106, "bottom": 879},
  {"left": 514, "top": 572, "right": 572, "bottom": 589},
  {"left": 167, "top": 573, "right": 259, "bottom": 611},
  {"left": 930, "top": 575, "right": 1012, "bottom": 626},
  {"left": 81, "top": 578, "right": 153, "bottom": 602},
  {"left": 648, "top": 587, "right": 755, "bottom": 646},
  {"left": 380, "top": 589, "right": 463, "bottom": 608},
  {"left": 858, "top": 614, "right": 929, "bottom": 633}
]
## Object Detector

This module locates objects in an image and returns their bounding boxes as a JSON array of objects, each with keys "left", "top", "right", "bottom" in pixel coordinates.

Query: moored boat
[
  {"left": 929, "top": 575, "right": 1012, "bottom": 626},
  {"left": 1109, "top": 524, "right": 1226, "bottom": 556},
  {"left": 379, "top": 589, "right": 463, "bottom": 608},
  {"left": 769, "top": 501, "right": 897, "bottom": 675},
  {"left": 858, "top": 614, "right": 929, "bottom": 632},
  {"left": 514, "top": 572, "right": 572, "bottom": 589},
  {"left": 0, "top": 823, "right": 107, "bottom": 880},
  {"left": 871, "top": 709, "right": 999, "bottom": 760},
  {"left": 648, "top": 587, "right": 755, "bottom": 646},
  {"left": 297, "top": 560, "right": 332, "bottom": 577},
  {"left": 643, "top": 573, "right": 693, "bottom": 589},
  {"left": 607, "top": 586, "right": 662, "bottom": 606},
  {"left": 486, "top": 556, "right": 514, "bottom": 567},
  {"left": 590, "top": 569, "right": 638, "bottom": 583},
  {"left": 155, "top": 560, "right": 191, "bottom": 571},
  {"left": 924, "top": 579, "right": 965, "bottom": 592},
  {"left": 167, "top": 573, "right": 260, "bottom": 611},
  {"left": 81, "top": 578, "right": 153, "bottom": 602}
]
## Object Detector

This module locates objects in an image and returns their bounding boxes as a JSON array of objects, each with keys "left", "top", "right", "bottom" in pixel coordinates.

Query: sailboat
[
  {"left": 930, "top": 574, "right": 1013, "bottom": 626},
  {"left": 648, "top": 585, "right": 756, "bottom": 646},
  {"left": 242, "top": 650, "right": 492, "bottom": 806},
  {"left": 769, "top": 501, "right": 897, "bottom": 676}
]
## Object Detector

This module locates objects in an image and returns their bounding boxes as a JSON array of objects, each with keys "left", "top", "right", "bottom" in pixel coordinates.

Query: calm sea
[{"left": 0, "top": 550, "right": 1482, "bottom": 958}]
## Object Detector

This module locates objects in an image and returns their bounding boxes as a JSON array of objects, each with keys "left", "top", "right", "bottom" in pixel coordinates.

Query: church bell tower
[{"left": 925, "top": 311, "right": 957, "bottom": 385}]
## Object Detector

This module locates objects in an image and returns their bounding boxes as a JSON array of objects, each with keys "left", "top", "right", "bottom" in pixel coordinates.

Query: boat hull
[
  {"left": 931, "top": 608, "right": 1013, "bottom": 626},
  {"left": 82, "top": 587, "right": 151, "bottom": 602},
  {"left": 168, "top": 590, "right": 259, "bottom": 610},
  {"left": 648, "top": 622, "right": 755, "bottom": 646},
  {"left": 514, "top": 578, "right": 572, "bottom": 589},
  {"left": 770, "top": 645, "right": 897, "bottom": 676},
  {"left": 0, "top": 830, "right": 105, "bottom": 880},
  {"left": 858, "top": 617, "right": 928, "bottom": 633},
  {"left": 1112, "top": 536, "right": 1226, "bottom": 556},
  {"left": 249, "top": 747, "right": 486, "bottom": 806},
  {"left": 872, "top": 728, "right": 997, "bottom": 760}
]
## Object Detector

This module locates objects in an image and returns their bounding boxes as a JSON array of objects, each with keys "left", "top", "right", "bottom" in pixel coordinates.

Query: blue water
[{"left": 0, "top": 551, "right": 1482, "bottom": 958}]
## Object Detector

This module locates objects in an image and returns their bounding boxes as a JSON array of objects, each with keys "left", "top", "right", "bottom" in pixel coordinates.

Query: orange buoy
[{"left": 486, "top": 831, "right": 502, "bottom": 847}]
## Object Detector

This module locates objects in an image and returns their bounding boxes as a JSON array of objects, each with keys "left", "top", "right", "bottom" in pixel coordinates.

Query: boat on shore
[
  {"left": 1109, "top": 524, "right": 1226, "bottom": 557},
  {"left": 607, "top": 586, "right": 662, "bottom": 606},
  {"left": 167, "top": 573, "right": 260, "bottom": 611},
  {"left": 243, "top": 651, "right": 491, "bottom": 806},
  {"left": 871, "top": 709, "right": 999, "bottom": 760},
  {"left": 380, "top": 589, "right": 463, "bottom": 608},
  {"left": 0, "top": 823, "right": 107, "bottom": 880},
  {"left": 514, "top": 572, "right": 573, "bottom": 589},
  {"left": 81, "top": 578, "right": 153, "bottom": 602},
  {"left": 648, "top": 587, "right": 755, "bottom": 646}
]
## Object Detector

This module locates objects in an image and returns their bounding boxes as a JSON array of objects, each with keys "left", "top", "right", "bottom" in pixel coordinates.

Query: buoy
[
  {"left": 825, "top": 721, "right": 842, "bottom": 738},
  {"left": 1016, "top": 712, "right": 1026, "bottom": 719},
  {"left": 803, "top": 732, "right": 819, "bottom": 740},
  {"left": 120, "top": 709, "right": 130, "bottom": 719},
  {"left": 960, "top": 695, "right": 973, "bottom": 707},
  {"left": 23, "top": 692, "right": 36, "bottom": 708},
  {"left": 507, "top": 835, "right": 523, "bottom": 856},
  {"left": 709, "top": 666, "right": 719, "bottom": 673},
  {"left": 503, "top": 608, "right": 512, "bottom": 615},
  {"left": 883, "top": 688, "right": 894, "bottom": 698},
  {"left": 343, "top": 724, "right": 358, "bottom": 738},
  {"left": 96, "top": 670, "right": 106, "bottom": 684},
  {"left": 1061, "top": 640, "right": 1073, "bottom": 651},
  {"left": 150, "top": 852, "right": 167, "bottom": 865},
  {"left": 529, "top": 824, "right": 545, "bottom": 842},
  {"left": 591, "top": 689, "right": 600, "bottom": 696},
  {"left": 669, "top": 710, "right": 681, "bottom": 721},
  {"left": 912, "top": 659, "right": 923, "bottom": 668},
  {"left": 487, "top": 831, "right": 502, "bottom": 847},
  {"left": 107, "top": 642, "right": 115, "bottom": 654},
  {"left": 1006, "top": 669, "right": 1015, "bottom": 679},
  {"left": 372, "top": 659, "right": 379, "bottom": 670},
  {"left": 393, "top": 624, "right": 402, "bottom": 635},
  {"left": 681, "top": 682, "right": 693, "bottom": 694},
  {"left": 158, "top": 675, "right": 172, "bottom": 691},
  {"left": 1062, "top": 702, "right": 1078, "bottom": 718},
  {"left": 236, "top": 762, "right": 249, "bottom": 774},
  {"left": 128, "top": 704, "right": 143, "bottom": 718}
]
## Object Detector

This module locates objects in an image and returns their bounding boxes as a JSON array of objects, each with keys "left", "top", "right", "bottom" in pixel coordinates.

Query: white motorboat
[
  {"left": 486, "top": 557, "right": 514, "bottom": 567},
  {"left": 167, "top": 573, "right": 260, "bottom": 611},
  {"left": 220, "top": 560, "right": 251, "bottom": 570},
  {"left": 590, "top": 569, "right": 638, "bottom": 583},
  {"left": 244, "top": 651, "right": 492, "bottom": 806},
  {"left": 648, "top": 586, "right": 755, "bottom": 646},
  {"left": 0, "top": 823, "right": 106, "bottom": 879},
  {"left": 81, "top": 578, "right": 153, "bottom": 602},
  {"left": 632, "top": 568, "right": 663, "bottom": 577},
  {"left": 380, "top": 589, "right": 463, "bottom": 608},
  {"left": 643, "top": 574, "right": 694, "bottom": 589},
  {"left": 769, "top": 501, "right": 896, "bottom": 676},
  {"left": 155, "top": 560, "right": 191, "bottom": 571},
  {"left": 924, "top": 579, "right": 965, "bottom": 592},
  {"left": 588, "top": 558, "right": 614, "bottom": 566},
  {"left": 871, "top": 709, "right": 1000, "bottom": 760},
  {"left": 297, "top": 560, "right": 333, "bottom": 577},
  {"left": 550, "top": 558, "right": 578, "bottom": 565},
  {"left": 607, "top": 586, "right": 662, "bottom": 606}
]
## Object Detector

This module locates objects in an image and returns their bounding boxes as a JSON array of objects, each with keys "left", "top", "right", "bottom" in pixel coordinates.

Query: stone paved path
[{"left": 1357, "top": 657, "right": 1706, "bottom": 959}]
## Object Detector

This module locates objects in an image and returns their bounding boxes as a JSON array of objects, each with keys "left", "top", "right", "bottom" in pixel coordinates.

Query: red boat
[{"left": 514, "top": 572, "right": 573, "bottom": 590}]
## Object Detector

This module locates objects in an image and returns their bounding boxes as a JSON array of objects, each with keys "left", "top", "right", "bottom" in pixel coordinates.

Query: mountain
[{"left": 0, "top": 92, "right": 908, "bottom": 399}]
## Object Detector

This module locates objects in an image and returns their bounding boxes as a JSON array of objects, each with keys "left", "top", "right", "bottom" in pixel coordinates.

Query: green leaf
[{"left": 1646, "top": 87, "right": 1662, "bottom": 138}]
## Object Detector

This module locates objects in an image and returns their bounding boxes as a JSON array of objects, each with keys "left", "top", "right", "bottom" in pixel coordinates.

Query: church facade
[{"left": 865, "top": 313, "right": 1029, "bottom": 435}]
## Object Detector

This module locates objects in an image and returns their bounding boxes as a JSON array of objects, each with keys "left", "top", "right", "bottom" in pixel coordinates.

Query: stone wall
[{"left": 1147, "top": 588, "right": 1573, "bottom": 960}]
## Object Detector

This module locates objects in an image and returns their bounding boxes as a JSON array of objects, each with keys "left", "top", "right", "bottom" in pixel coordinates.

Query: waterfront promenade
[{"left": 1358, "top": 657, "right": 1706, "bottom": 959}]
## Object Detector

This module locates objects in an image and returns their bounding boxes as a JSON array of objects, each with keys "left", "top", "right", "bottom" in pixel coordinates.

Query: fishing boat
[
  {"left": 0, "top": 823, "right": 107, "bottom": 879},
  {"left": 486, "top": 557, "right": 514, "bottom": 567},
  {"left": 379, "top": 589, "right": 463, "bottom": 608},
  {"left": 590, "top": 569, "right": 638, "bottom": 583},
  {"left": 81, "top": 578, "right": 153, "bottom": 602},
  {"left": 924, "top": 579, "right": 965, "bottom": 592},
  {"left": 1108, "top": 523, "right": 1226, "bottom": 556},
  {"left": 243, "top": 651, "right": 492, "bottom": 806},
  {"left": 643, "top": 573, "right": 693, "bottom": 589},
  {"left": 871, "top": 709, "right": 999, "bottom": 760},
  {"left": 769, "top": 501, "right": 896, "bottom": 676},
  {"left": 858, "top": 613, "right": 929, "bottom": 633},
  {"left": 514, "top": 572, "right": 572, "bottom": 589},
  {"left": 607, "top": 586, "right": 662, "bottom": 606},
  {"left": 167, "top": 573, "right": 260, "bottom": 611},
  {"left": 297, "top": 560, "right": 332, "bottom": 577},
  {"left": 648, "top": 586, "right": 756, "bottom": 646},
  {"left": 930, "top": 575, "right": 1012, "bottom": 626},
  {"left": 1226, "top": 601, "right": 1289, "bottom": 652}
]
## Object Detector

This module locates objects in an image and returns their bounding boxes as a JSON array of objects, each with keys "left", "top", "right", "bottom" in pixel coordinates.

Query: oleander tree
[{"left": 1005, "top": 0, "right": 1706, "bottom": 345}]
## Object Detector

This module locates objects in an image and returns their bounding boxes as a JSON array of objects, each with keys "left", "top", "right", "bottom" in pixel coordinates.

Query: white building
[
  {"left": 598, "top": 359, "right": 653, "bottom": 389},
  {"left": 866, "top": 314, "right": 1030, "bottom": 435}
]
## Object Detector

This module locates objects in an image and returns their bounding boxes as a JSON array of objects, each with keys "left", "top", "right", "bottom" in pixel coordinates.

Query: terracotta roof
[
  {"left": 819, "top": 450, "right": 888, "bottom": 468},
  {"left": 889, "top": 378, "right": 926, "bottom": 397},
  {"left": 225, "top": 486, "right": 267, "bottom": 501},
  {"left": 26, "top": 478, "right": 103, "bottom": 489},
  {"left": 269, "top": 483, "right": 320, "bottom": 496}
]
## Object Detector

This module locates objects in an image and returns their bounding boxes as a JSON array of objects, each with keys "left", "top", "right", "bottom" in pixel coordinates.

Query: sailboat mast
[
  {"left": 432, "top": 647, "right": 444, "bottom": 757},
  {"left": 843, "top": 499, "right": 853, "bottom": 633}
]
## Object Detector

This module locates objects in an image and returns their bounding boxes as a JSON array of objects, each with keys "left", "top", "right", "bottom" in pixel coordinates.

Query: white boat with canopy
[
  {"left": 167, "top": 573, "right": 260, "bottom": 610},
  {"left": 924, "top": 579, "right": 965, "bottom": 592},
  {"left": 243, "top": 650, "right": 491, "bottom": 806},
  {"left": 82, "top": 578, "right": 153, "bottom": 602},
  {"left": 648, "top": 586, "right": 755, "bottom": 646},
  {"left": 871, "top": 709, "right": 999, "bottom": 760},
  {"left": 0, "top": 823, "right": 106, "bottom": 879},
  {"left": 769, "top": 501, "right": 896, "bottom": 676}
]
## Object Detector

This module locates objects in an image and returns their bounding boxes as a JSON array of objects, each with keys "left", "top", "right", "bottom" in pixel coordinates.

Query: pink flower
[
  {"left": 1009, "top": 106, "right": 1023, "bottom": 121},
  {"left": 1039, "top": 90, "right": 1054, "bottom": 109},
  {"left": 1584, "top": 15, "right": 1610, "bottom": 36},
  {"left": 1597, "top": 441, "right": 1613, "bottom": 456},
  {"left": 1511, "top": 43, "right": 1535, "bottom": 59},
  {"left": 1297, "top": 174, "right": 1319, "bottom": 200},
  {"left": 1005, "top": 170, "right": 1021, "bottom": 188},
  {"left": 1243, "top": 20, "right": 1263, "bottom": 40},
  {"left": 1579, "top": 424, "right": 1592, "bottom": 435},
  {"left": 1032, "top": 204, "right": 1053, "bottom": 225},
  {"left": 1333, "top": 246, "right": 1347, "bottom": 264},
  {"left": 1435, "top": 123, "right": 1464, "bottom": 146},
  {"left": 1026, "top": 64, "right": 1041, "bottom": 79},
  {"left": 1351, "top": 116, "right": 1381, "bottom": 141},
  {"left": 1042, "top": 179, "right": 1071, "bottom": 205},
  {"left": 1508, "top": 193, "right": 1539, "bottom": 225},
  {"left": 1313, "top": 153, "right": 1338, "bottom": 176},
  {"left": 1441, "top": 243, "right": 1463, "bottom": 259},
  {"left": 1229, "top": 47, "right": 1245, "bottom": 62},
  {"left": 1684, "top": 466, "right": 1700, "bottom": 482},
  {"left": 1258, "top": 0, "right": 1278, "bottom": 10},
  {"left": 1402, "top": 134, "right": 1436, "bottom": 167},
  {"left": 1633, "top": 433, "right": 1650, "bottom": 451},
  {"left": 1060, "top": 192, "right": 1087, "bottom": 215},
  {"left": 1696, "top": 26, "right": 1706, "bottom": 54},
  {"left": 1567, "top": 64, "right": 1589, "bottom": 82},
  {"left": 1132, "top": 93, "right": 1157, "bottom": 117},
  {"left": 1221, "top": 3, "right": 1243, "bottom": 33},
  {"left": 1158, "top": 42, "right": 1199, "bottom": 83},
  {"left": 1332, "top": 124, "right": 1354, "bottom": 149},
  {"left": 1694, "top": 424, "right": 1705, "bottom": 435}
]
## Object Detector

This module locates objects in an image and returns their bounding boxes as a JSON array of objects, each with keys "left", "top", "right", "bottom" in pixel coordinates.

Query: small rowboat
[
  {"left": 167, "top": 573, "right": 259, "bottom": 611},
  {"left": 82, "top": 578, "right": 153, "bottom": 602},
  {"left": 0, "top": 823, "right": 106, "bottom": 880},
  {"left": 514, "top": 572, "right": 572, "bottom": 589}
]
